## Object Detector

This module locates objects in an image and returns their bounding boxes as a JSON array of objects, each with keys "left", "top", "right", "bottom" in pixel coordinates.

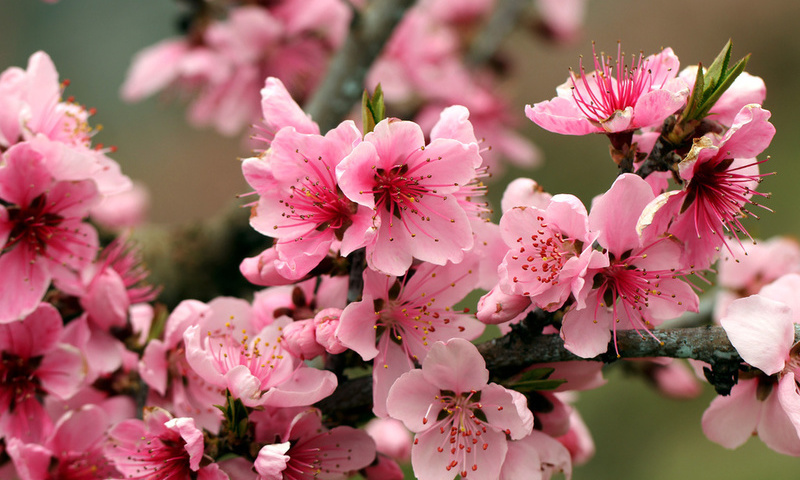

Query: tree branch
[
  {"left": 318, "top": 322, "right": 800, "bottom": 420},
  {"left": 305, "top": 0, "right": 417, "bottom": 132}
]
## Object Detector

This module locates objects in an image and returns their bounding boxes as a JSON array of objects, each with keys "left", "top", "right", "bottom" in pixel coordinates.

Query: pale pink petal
[
  {"left": 258, "top": 366, "right": 338, "bottom": 407},
  {"left": 630, "top": 87, "right": 687, "bottom": 129},
  {"left": 476, "top": 287, "right": 532, "bottom": 325},
  {"left": 721, "top": 295, "right": 793, "bottom": 375},
  {"left": 121, "top": 39, "right": 189, "bottom": 101},
  {"left": 776, "top": 372, "right": 800, "bottom": 441},
  {"left": 139, "top": 339, "right": 168, "bottom": 395},
  {"left": 500, "top": 178, "right": 552, "bottom": 212},
  {"left": 759, "top": 273, "right": 800, "bottom": 324},
  {"left": 589, "top": 174, "right": 653, "bottom": 256},
  {"left": 385, "top": 370, "right": 441, "bottom": 433},
  {"left": 422, "top": 338, "right": 488, "bottom": 393},
  {"left": 83, "top": 268, "right": 129, "bottom": 329},
  {"left": 0, "top": 245, "right": 49, "bottom": 323},
  {"left": 758, "top": 381, "right": 800, "bottom": 456},
  {"left": 165, "top": 417, "right": 205, "bottom": 471},
  {"left": 720, "top": 104, "right": 775, "bottom": 159},
  {"left": 372, "top": 339, "right": 414, "bottom": 418},
  {"left": 239, "top": 248, "right": 297, "bottom": 287},
  {"left": 412, "top": 425, "right": 507, "bottom": 480},
  {"left": 255, "top": 442, "right": 291, "bottom": 479},
  {"left": 560, "top": 295, "right": 612, "bottom": 358},
  {"left": 701, "top": 378, "right": 761, "bottom": 449},
  {"left": 337, "top": 296, "right": 380, "bottom": 360},
  {"left": 480, "top": 384, "right": 534, "bottom": 440},
  {"left": 37, "top": 344, "right": 86, "bottom": 399},
  {"left": 524, "top": 98, "right": 598, "bottom": 136},
  {"left": 501, "top": 430, "right": 572, "bottom": 480},
  {"left": 261, "top": 77, "right": 319, "bottom": 135}
]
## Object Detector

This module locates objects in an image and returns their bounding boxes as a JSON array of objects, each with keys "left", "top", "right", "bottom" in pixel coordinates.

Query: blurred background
[{"left": 2, "top": 0, "right": 799, "bottom": 478}]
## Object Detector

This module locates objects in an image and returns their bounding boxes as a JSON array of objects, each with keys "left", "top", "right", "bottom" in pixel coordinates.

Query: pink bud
[
  {"left": 476, "top": 286, "right": 532, "bottom": 325},
  {"left": 313, "top": 308, "right": 347, "bottom": 354},
  {"left": 282, "top": 319, "right": 324, "bottom": 360}
]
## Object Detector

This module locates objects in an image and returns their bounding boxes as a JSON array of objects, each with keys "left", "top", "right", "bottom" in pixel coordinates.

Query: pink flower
[
  {"left": 526, "top": 44, "right": 687, "bottom": 136},
  {"left": 640, "top": 104, "right": 775, "bottom": 269},
  {"left": 560, "top": 174, "right": 699, "bottom": 358},
  {"left": 0, "top": 303, "right": 85, "bottom": 443},
  {"left": 0, "top": 142, "right": 100, "bottom": 322},
  {"left": 245, "top": 120, "right": 373, "bottom": 282},
  {"left": 336, "top": 117, "right": 481, "bottom": 276},
  {"left": 386, "top": 338, "right": 534, "bottom": 480},
  {"left": 365, "top": 417, "right": 413, "bottom": 462},
  {"left": 703, "top": 294, "right": 800, "bottom": 455},
  {"left": 255, "top": 409, "right": 376, "bottom": 480},
  {"left": 6, "top": 405, "right": 121, "bottom": 480},
  {"left": 106, "top": 407, "right": 226, "bottom": 479},
  {"left": 497, "top": 195, "right": 607, "bottom": 312},
  {"left": 183, "top": 297, "right": 337, "bottom": 408},
  {"left": 337, "top": 259, "right": 484, "bottom": 416},
  {"left": 499, "top": 430, "right": 572, "bottom": 480}
]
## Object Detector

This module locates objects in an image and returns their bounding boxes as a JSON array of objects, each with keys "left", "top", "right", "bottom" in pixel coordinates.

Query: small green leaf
[
  {"left": 511, "top": 378, "right": 568, "bottom": 392},
  {"left": 361, "top": 84, "right": 385, "bottom": 135},
  {"left": 516, "top": 367, "right": 556, "bottom": 382}
]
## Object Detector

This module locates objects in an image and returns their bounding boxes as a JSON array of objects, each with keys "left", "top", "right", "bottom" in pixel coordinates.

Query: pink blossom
[
  {"left": 476, "top": 286, "right": 533, "bottom": 326},
  {"left": 640, "top": 104, "right": 775, "bottom": 269},
  {"left": 313, "top": 307, "right": 347, "bottom": 354},
  {"left": 281, "top": 319, "right": 325, "bottom": 360},
  {"left": 560, "top": 174, "right": 699, "bottom": 358},
  {"left": 106, "top": 407, "right": 226, "bottom": 479},
  {"left": 497, "top": 195, "right": 607, "bottom": 312},
  {"left": 365, "top": 417, "right": 413, "bottom": 462},
  {"left": 0, "top": 303, "right": 85, "bottom": 443},
  {"left": 337, "top": 259, "right": 484, "bottom": 416},
  {"left": 245, "top": 120, "right": 373, "bottom": 281},
  {"left": 255, "top": 409, "right": 376, "bottom": 480},
  {"left": 183, "top": 297, "right": 337, "bottom": 408},
  {"left": 526, "top": 44, "right": 687, "bottom": 136},
  {"left": 499, "top": 430, "right": 572, "bottom": 480},
  {"left": 534, "top": 0, "right": 586, "bottom": 42},
  {"left": 702, "top": 294, "right": 800, "bottom": 455},
  {"left": 500, "top": 178, "right": 553, "bottom": 212},
  {"left": 336, "top": 117, "right": 481, "bottom": 275},
  {"left": 362, "top": 454, "right": 405, "bottom": 480},
  {"left": 0, "top": 142, "right": 100, "bottom": 322},
  {"left": 386, "top": 338, "right": 534, "bottom": 480},
  {"left": 7, "top": 405, "right": 121, "bottom": 480}
]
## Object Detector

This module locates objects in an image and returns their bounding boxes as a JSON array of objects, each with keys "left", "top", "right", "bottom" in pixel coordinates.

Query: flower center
[{"left": 3, "top": 194, "right": 64, "bottom": 255}]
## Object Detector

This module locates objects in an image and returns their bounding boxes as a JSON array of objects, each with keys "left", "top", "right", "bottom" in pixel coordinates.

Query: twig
[{"left": 305, "top": 0, "right": 417, "bottom": 132}]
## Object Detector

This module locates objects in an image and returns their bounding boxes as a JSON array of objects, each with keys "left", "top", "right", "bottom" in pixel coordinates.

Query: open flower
[
  {"left": 386, "top": 338, "right": 533, "bottom": 480},
  {"left": 703, "top": 293, "right": 800, "bottom": 456},
  {"left": 526, "top": 44, "right": 687, "bottom": 137}
]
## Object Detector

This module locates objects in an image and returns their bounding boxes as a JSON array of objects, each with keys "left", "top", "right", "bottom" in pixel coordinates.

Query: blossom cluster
[{"left": 2, "top": 1, "right": 800, "bottom": 479}]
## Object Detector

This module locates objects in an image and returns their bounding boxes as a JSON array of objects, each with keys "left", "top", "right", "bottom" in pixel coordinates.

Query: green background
[{"left": 2, "top": 0, "right": 799, "bottom": 478}]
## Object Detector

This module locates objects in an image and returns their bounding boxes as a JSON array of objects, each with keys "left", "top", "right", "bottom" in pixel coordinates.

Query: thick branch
[{"left": 305, "top": 0, "right": 417, "bottom": 132}]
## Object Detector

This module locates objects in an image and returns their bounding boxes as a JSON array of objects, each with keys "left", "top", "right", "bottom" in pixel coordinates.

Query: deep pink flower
[
  {"left": 640, "top": 104, "right": 775, "bottom": 269},
  {"left": 255, "top": 409, "right": 376, "bottom": 480},
  {"left": 0, "top": 303, "right": 85, "bottom": 443},
  {"left": 336, "top": 117, "right": 481, "bottom": 275},
  {"left": 560, "top": 174, "right": 699, "bottom": 358},
  {"left": 386, "top": 338, "right": 534, "bottom": 480},
  {"left": 106, "top": 407, "right": 226, "bottom": 479},
  {"left": 703, "top": 294, "right": 800, "bottom": 455},
  {"left": 245, "top": 120, "right": 373, "bottom": 281},
  {"left": 337, "top": 259, "right": 484, "bottom": 416},
  {"left": 526, "top": 44, "right": 687, "bottom": 136},
  {"left": 6, "top": 405, "right": 121, "bottom": 480},
  {"left": 0, "top": 142, "right": 100, "bottom": 322}
]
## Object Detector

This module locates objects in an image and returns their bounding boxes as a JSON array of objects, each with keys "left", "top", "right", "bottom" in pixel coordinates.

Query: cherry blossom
[
  {"left": 526, "top": 44, "right": 687, "bottom": 137},
  {"left": 387, "top": 339, "right": 533, "bottom": 480},
  {"left": 703, "top": 294, "right": 800, "bottom": 455},
  {"left": 336, "top": 117, "right": 481, "bottom": 276}
]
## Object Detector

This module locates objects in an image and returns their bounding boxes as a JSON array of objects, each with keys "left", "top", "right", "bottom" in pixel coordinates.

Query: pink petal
[
  {"left": 258, "top": 366, "right": 338, "bottom": 408},
  {"left": 719, "top": 104, "right": 775, "bottom": 160},
  {"left": 261, "top": 77, "right": 319, "bottom": 135},
  {"left": 0, "top": 302, "right": 62, "bottom": 357},
  {"left": 385, "top": 370, "right": 441, "bottom": 433},
  {"left": 776, "top": 372, "right": 800, "bottom": 441},
  {"left": 701, "top": 378, "right": 761, "bottom": 449},
  {"left": 412, "top": 424, "right": 507, "bottom": 480},
  {"left": 139, "top": 339, "right": 168, "bottom": 396},
  {"left": 758, "top": 380, "right": 800, "bottom": 456},
  {"left": 759, "top": 273, "right": 800, "bottom": 324},
  {"left": 165, "top": 417, "right": 205, "bottom": 471},
  {"left": 37, "top": 344, "right": 86, "bottom": 399},
  {"left": 480, "top": 384, "right": 533, "bottom": 440},
  {"left": 120, "top": 39, "right": 189, "bottom": 101},
  {"left": 6, "top": 437, "right": 52, "bottom": 480},
  {"left": 372, "top": 339, "right": 414, "bottom": 418},
  {"left": 560, "top": 294, "right": 612, "bottom": 358},
  {"left": 337, "top": 297, "right": 380, "bottom": 360},
  {"left": 589, "top": 174, "right": 654, "bottom": 256},
  {"left": 422, "top": 338, "right": 488, "bottom": 393},
  {"left": 51, "top": 405, "right": 108, "bottom": 453},
  {"left": 255, "top": 442, "right": 291, "bottom": 479},
  {"left": 721, "top": 295, "right": 793, "bottom": 375},
  {"left": 631, "top": 87, "right": 687, "bottom": 129},
  {"left": 524, "top": 98, "right": 599, "bottom": 136}
]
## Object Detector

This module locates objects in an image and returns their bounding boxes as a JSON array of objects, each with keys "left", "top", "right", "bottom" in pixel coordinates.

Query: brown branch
[
  {"left": 305, "top": 0, "right": 417, "bottom": 132},
  {"left": 318, "top": 321, "right": 800, "bottom": 420}
]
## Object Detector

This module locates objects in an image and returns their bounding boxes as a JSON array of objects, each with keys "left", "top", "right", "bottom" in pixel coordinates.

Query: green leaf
[
  {"left": 511, "top": 378, "right": 568, "bottom": 392},
  {"left": 361, "top": 84, "right": 385, "bottom": 135},
  {"left": 680, "top": 40, "right": 750, "bottom": 124},
  {"left": 516, "top": 367, "right": 556, "bottom": 382}
]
